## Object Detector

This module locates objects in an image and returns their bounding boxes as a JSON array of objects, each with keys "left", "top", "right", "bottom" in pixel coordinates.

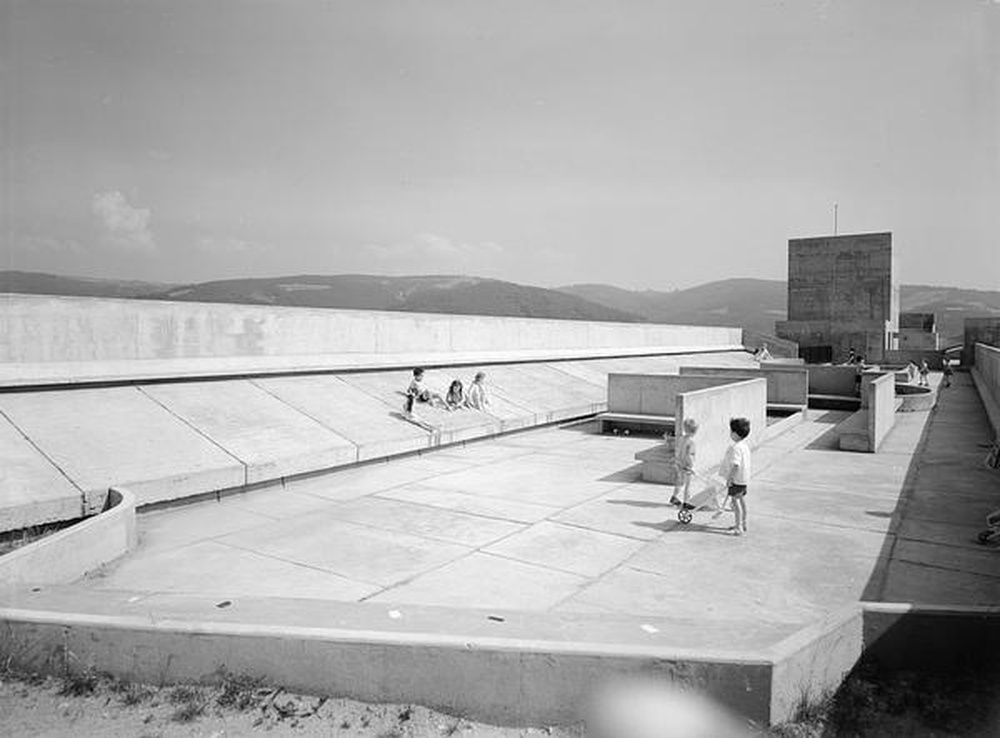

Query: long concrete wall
[
  {"left": 0, "top": 294, "right": 741, "bottom": 365},
  {"left": 606, "top": 373, "right": 741, "bottom": 417},
  {"left": 866, "top": 373, "right": 897, "bottom": 453},
  {"left": 675, "top": 378, "right": 768, "bottom": 475},
  {"left": 973, "top": 343, "right": 1000, "bottom": 436},
  {"left": 679, "top": 365, "right": 807, "bottom": 407}
]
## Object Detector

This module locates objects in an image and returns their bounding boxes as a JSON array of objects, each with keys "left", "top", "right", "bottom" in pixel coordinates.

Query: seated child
[
  {"left": 445, "top": 379, "right": 465, "bottom": 410},
  {"left": 670, "top": 418, "right": 698, "bottom": 509},
  {"left": 407, "top": 368, "right": 447, "bottom": 410},
  {"left": 465, "top": 371, "right": 491, "bottom": 410}
]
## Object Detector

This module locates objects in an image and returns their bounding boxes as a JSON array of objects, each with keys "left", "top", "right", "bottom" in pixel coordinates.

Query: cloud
[
  {"left": 363, "top": 233, "right": 506, "bottom": 275},
  {"left": 91, "top": 190, "right": 155, "bottom": 252},
  {"left": 197, "top": 235, "right": 265, "bottom": 255}
]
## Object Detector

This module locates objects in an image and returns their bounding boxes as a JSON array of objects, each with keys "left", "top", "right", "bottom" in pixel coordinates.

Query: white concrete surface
[
  {"left": 0, "top": 414, "right": 82, "bottom": 530},
  {"left": 140, "top": 380, "right": 358, "bottom": 482},
  {"left": 0, "top": 388, "right": 245, "bottom": 512}
]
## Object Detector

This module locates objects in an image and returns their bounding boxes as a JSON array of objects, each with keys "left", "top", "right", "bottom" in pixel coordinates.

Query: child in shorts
[
  {"left": 670, "top": 418, "right": 698, "bottom": 509},
  {"left": 722, "top": 417, "right": 752, "bottom": 536}
]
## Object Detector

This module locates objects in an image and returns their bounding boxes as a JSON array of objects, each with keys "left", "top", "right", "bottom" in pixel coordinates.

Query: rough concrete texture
[
  {"left": 676, "top": 378, "right": 768, "bottom": 473},
  {"left": 964, "top": 318, "right": 1000, "bottom": 366},
  {"left": 0, "top": 414, "right": 82, "bottom": 531},
  {"left": 0, "top": 352, "right": 759, "bottom": 533},
  {"left": 0, "top": 489, "right": 136, "bottom": 593},
  {"left": 806, "top": 364, "right": 860, "bottom": 396},
  {"left": 0, "top": 387, "right": 245, "bottom": 513},
  {"left": 0, "top": 293, "right": 741, "bottom": 365},
  {"left": 866, "top": 373, "right": 897, "bottom": 452},
  {"left": 680, "top": 364, "right": 808, "bottom": 407},
  {"left": 607, "top": 373, "right": 736, "bottom": 416},
  {"left": 974, "top": 343, "right": 1000, "bottom": 435},
  {"left": 776, "top": 232, "right": 897, "bottom": 362},
  {"left": 2, "top": 374, "right": 996, "bottom": 726},
  {"left": 140, "top": 380, "right": 359, "bottom": 482}
]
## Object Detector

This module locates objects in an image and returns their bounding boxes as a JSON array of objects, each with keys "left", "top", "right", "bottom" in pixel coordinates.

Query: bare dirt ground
[{"left": 0, "top": 670, "right": 582, "bottom": 738}]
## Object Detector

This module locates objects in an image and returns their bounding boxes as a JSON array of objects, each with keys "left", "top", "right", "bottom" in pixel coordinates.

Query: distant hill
[
  {"left": 0, "top": 270, "right": 174, "bottom": 299},
  {"left": 560, "top": 279, "right": 787, "bottom": 335},
  {"left": 0, "top": 271, "right": 644, "bottom": 323},
  {"left": 560, "top": 280, "right": 1000, "bottom": 344},
  {"left": 2, "top": 270, "right": 996, "bottom": 341}
]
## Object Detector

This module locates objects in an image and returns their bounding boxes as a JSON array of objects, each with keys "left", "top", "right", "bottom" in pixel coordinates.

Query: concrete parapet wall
[
  {"left": 0, "top": 609, "right": 775, "bottom": 726},
  {"left": 680, "top": 365, "right": 807, "bottom": 407},
  {"left": 606, "top": 374, "right": 737, "bottom": 417},
  {"left": 0, "top": 488, "right": 136, "bottom": 594},
  {"left": 806, "top": 365, "right": 859, "bottom": 397},
  {"left": 866, "top": 373, "right": 896, "bottom": 453},
  {"left": 883, "top": 349, "right": 944, "bottom": 370},
  {"left": 0, "top": 294, "right": 741, "bottom": 366},
  {"left": 973, "top": 343, "right": 1000, "bottom": 436},
  {"left": 676, "top": 378, "right": 768, "bottom": 475},
  {"left": 741, "top": 330, "right": 799, "bottom": 359}
]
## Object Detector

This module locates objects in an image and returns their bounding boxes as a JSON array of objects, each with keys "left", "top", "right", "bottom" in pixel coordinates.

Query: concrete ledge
[
  {"left": 0, "top": 488, "right": 136, "bottom": 593},
  {"left": 597, "top": 412, "right": 675, "bottom": 435},
  {"left": 0, "top": 606, "right": 775, "bottom": 727},
  {"left": 895, "top": 383, "right": 936, "bottom": 412},
  {"left": 972, "top": 366, "right": 1000, "bottom": 438},
  {"left": 0, "top": 346, "right": 745, "bottom": 391},
  {"left": 762, "top": 409, "right": 806, "bottom": 443}
]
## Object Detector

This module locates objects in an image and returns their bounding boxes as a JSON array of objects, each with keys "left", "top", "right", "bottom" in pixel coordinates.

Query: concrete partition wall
[
  {"left": 675, "top": 378, "right": 767, "bottom": 474},
  {"left": 0, "top": 294, "right": 741, "bottom": 365},
  {"left": 973, "top": 343, "right": 1000, "bottom": 435},
  {"left": 606, "top": 374, "right": 742, "bottom": 416},
  {"left": 866, "top": 373, "right": 897, "bottom": 453},
  {"left": 806, "top": 365, "right": 860, "bottom": 396},
  {"left": 679, "top": 365, "right": 807, "bottom": 407}
]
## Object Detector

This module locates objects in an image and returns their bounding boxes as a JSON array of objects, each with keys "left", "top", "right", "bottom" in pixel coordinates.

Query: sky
[{"left": 2, "top": 0, "right": 998, "bottom": 290}]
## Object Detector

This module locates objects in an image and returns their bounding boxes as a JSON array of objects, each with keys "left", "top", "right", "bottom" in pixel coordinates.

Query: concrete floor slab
[
  {"left": 0, "top": 387, "right": 245, "bottom": 509},
  {"left": 254, "top": 375, "right": 431, "bottom": 461},
  {"left": 140, "top": 381, "right": 358, "bottom": 483},
  {"left": 881, "top": 560, "right": 1000, "bottom": 605},
  {"left": 367, "top": 552, "right": 587, "bottom": 611},
  {"left": 281, "top": 458, "right": 465, "bottom": 501},
  {"left": 217, "top": 485, "right": 339, "bottom": 520},
  {"left": 896, "top": 518, "right": 987, "bottom": 551},
  {"left": 88, "top": 540, "right": 378, "bottom": 601},
  {"left": 0, "top": 414, "right": 82, "bottom": 529},
  {"left": 324, "top": 497, "right": 525, "bottom": 547},
  {"left": 551, "top": 485, "right": 676, "bottom": 541},
  {"left": 138, "top": 503, "right": 274, "bottom": 555},
  {"left": 482, "top": 521, "right": 645, "bottom": 577},
  {"left": 426, "top": 459, "right": 625, "bottom": 508},
  {"left": 377, "top": 485, "right": 558, "bottom": 524},
  {"left": 562, "top": 565, "right": 820, "bottom": 625},
  {"left": 892, "top": 538, "right": 1000, "bottom": 579},
  {"left": 217, "top": 514, "right": 470, "bottom": 587}
]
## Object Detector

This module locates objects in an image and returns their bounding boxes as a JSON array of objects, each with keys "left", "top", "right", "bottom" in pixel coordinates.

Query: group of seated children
[
  {"left": 406, "top": 367, "right": 491, "bottom": 414},
  {"left": 669, "top": 415, "right": 753, "bottom": 537}
]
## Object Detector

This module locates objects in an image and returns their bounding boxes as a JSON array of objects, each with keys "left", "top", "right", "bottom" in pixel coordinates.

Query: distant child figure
[
  {"left": 721, "top": 417, "right": 752, "bottom": 536},
  {"left": 670, "top": 418, "right": 699, "bottom": 509},
  {"left": 918, "top": 359, "right": 930, "bottom": 387},
  {"left": 942, "top": 360, "right": 953, "bottom": 388},
  {"left": 407, "top": 368, "right": 447, "bottom": 410},
  {"left": 906, "top": 361, "right": 919, "bottom": 384},
  {"left": 445, "top": 379, "right": 465, "bottom": 410},
  {"left": 465, "top": 371, "right": 491, "bottom": 410}
]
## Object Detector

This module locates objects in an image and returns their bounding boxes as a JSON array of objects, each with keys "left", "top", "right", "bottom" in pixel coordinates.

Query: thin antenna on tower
[{"left": 833, "top": 203, "right": 839, "bottom": 236}]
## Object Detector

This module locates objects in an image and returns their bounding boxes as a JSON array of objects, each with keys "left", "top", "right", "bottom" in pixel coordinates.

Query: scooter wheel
[
  {"left": 978, "top": 530, "right": 993, "bottom": 544},
  {"left": 678, "top": 509, "right": 693, "bottom": 524}
]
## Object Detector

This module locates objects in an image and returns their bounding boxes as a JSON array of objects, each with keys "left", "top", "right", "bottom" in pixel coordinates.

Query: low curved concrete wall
[
  {"left": 895, "top": 383, "right": 935, "bottom": 412},
  {"left": 0, "top": 488, "right": 136, "bottom": 592}
]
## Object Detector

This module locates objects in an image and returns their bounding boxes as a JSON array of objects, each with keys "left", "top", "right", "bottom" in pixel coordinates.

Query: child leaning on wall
[
  {"left": 670, "top": 418, "right": 698, "bottom": 509},
  {"left": 721, "top": 417, "right": 752, "bottom": 536}
]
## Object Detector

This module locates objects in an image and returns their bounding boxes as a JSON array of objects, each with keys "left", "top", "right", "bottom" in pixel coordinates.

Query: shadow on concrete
[
  {"left": 632, "top": 520, "right": 733, "bottom": 536},
  {"left": 858, "top": 397, "right": 937, "bottom": 602},
  {"left": 604, "top": 498, "right": 671, "bottom": 509},
  {"left": 598, "top": 464, "right": 645, "bottom": 483}
]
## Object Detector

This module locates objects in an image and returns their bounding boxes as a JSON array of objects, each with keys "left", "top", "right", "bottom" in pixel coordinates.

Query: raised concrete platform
[{"left": 0, "top": 351, "right": 755, "bottom": 532}]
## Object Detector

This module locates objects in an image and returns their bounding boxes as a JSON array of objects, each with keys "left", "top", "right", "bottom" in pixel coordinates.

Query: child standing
[
  {"left": 722, "top": 417, "right": 752, "bottom": 536},
  {"left": 918, "top": 359, "right": 930, "bottom": 387},
  {"left": 670, "top": 418, "right": 698, "bottom": 509},
  {"left": 942, "top": 360, "right": 953, "bottom": 388}
]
